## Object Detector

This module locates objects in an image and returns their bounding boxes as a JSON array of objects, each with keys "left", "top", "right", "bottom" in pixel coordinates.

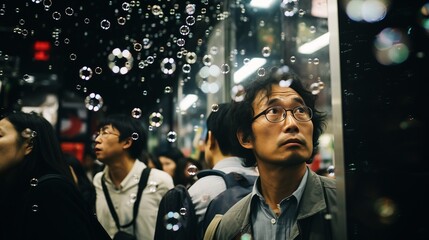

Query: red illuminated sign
[{"left": 33, "top": 41, "right": 51, "bottom": 61}]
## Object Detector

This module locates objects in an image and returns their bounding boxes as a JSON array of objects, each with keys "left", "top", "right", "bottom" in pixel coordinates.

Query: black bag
[
  {"left": 154, "top": 169, "right": 257, "bottom": 240},
  {"left": 102, "top": 168, "right": 151, "bottom": 240},
  {"left": 113, "top": 231, "right": 136, "bottom": 240},
  {"left": 154, "top": 184, "right": 198, "bottom": 240}
]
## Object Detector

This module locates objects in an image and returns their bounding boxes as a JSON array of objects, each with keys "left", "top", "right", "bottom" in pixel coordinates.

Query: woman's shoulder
[{"left": 29, "top": 174, "right": 82, "bottom": 202}]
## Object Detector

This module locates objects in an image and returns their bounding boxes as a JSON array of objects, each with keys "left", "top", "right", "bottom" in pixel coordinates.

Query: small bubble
[
  {"left": 167, "top": 131, "right": 177, "bottom": 143},
  {"left": 84, "top": 93, "right": 103, "bottom": 112},
  {"left": 131, "top": 108, "right": 142, "bottom": 118},
  {"left": 182, "top": 64, "right": 191, "bottom": 73},
  {"left": 148, "top": 181, "right": 158, "bottom": 192},
  {"left": 221, "top": 64, "right": 230, "bottom": 74},
  {"left": 30, "top": 178, "right": 38, "bottom": 187},
  {"left": 164, "top": 86, "right": 172, "bottom": 93},
  {"left": 131, "top": 132, "right": 139, "bottom": 140},
  {"left": 149, "top": 112, "right": 164, "bottom": 127},
  {"left": 179, "top": 25, "right": 190, "bottom": 35},
  {"left": 187, "top": 164, "right": 198, "bottom": 176},
  {"left": 31, "top": 205, "right": 39, "bottom": 212},
  {"left": 186, "top": 4, "right": 196, "bottom": 15},
  {"left": 52, "top": 11, "right": 61, "bottom": 20},
  {"left": 261, "top": 47, "right": 271, "bottom": 57},
  {"left": 79, "top": 66, "right": 93, "bottom": 80},
  {"left": 65, "top": 7, "right": 74, "bottom": 16},
  {"left": 129, "top": 193, "right": 137, "bottom": 203},
  {"left": 211, "top": 104, "right": 219, "bottom": 112},
  {"left": 179, "top": 208, "right": 187, "bottom": 216},
  {"left": 100, "top": 19, "right": 111, "bottom": 30}
]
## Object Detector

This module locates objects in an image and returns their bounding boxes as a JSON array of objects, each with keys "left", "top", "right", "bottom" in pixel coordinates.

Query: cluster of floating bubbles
[
  {"left": 108, "top": 48, "right": 134, "bottom": 74},
  {"left": 309, "top": 79, "right": 325, "bottom": 95},
  {"left": 345, "top": 0, "right": 388, "bottom": 23},
  {"left": 418, "top": 3, "right": 429, "bottom": 35},
  {"left": 231, "top": 84, "right": 245, "bottom": 102},
  {"left": 79, "top": 66, "right": 93, "bottom": 81},
  {"left": 164, "top": 211, "right": 182, "bottom": 231},
  {"left": 281, "top": 0, "right": 299, "bottom": 17},
  {"left": 373, "top": 28, "right": 410, "bottom": 65}
]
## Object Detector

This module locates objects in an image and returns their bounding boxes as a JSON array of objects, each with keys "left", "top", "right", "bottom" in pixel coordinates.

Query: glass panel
[{"left": 336, "top": 0, "right": 429, "bottom": 239}]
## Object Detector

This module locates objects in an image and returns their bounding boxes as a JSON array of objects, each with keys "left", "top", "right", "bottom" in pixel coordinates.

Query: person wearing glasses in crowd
[
  {"left": 204, "top": 66, "right": 337, "bottom": 240},
  {"left": 92, "top": 113, "right": 174, "bottom": 240}
]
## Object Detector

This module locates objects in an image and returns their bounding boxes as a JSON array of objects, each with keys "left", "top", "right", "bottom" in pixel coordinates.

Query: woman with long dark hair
[{"left": 0, "top": 111, "right": 110, "bottom": 240}]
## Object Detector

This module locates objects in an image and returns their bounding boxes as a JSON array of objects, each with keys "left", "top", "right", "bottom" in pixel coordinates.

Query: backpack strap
[
  {"left": 196, "top": 169, "right": 225, "bottom": 179},
  {"left": 37, "top": 174, "right": 71, "bottom": 184},
  {"left": 203, "top": 214, "right": 223, "bottom": 240},
  {"left": 197, "top": 169, "right": 256, "bottom": 189},
  {"left": 101, "top": 167, "right": 151, "bottom": 230}
]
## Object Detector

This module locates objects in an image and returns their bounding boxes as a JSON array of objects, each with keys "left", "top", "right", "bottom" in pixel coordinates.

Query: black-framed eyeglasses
[
  {"left": 252, "top": 105, "right": 313, "bottom": 123},
  {"left": 93, "top": 129, "right": 120, "bottom": 140}
]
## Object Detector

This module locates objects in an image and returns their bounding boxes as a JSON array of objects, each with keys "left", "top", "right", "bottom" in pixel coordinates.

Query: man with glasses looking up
[
  {"left": 204, "top": 66, "right": 338, "bottom": 240},
  {"left": 92, "top": 114, "right": 174, "bottom": 240}
]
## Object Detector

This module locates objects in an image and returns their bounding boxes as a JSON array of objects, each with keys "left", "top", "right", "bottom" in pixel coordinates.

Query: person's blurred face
[
  {"left": 0, "top": 118, "right": 29, "bottom": 173},
  {"left": 242, "top": 85, "right": 314, "bottom": 167},
  {"left": 159, "top": 156, "right": 176, "bottom": 177}
]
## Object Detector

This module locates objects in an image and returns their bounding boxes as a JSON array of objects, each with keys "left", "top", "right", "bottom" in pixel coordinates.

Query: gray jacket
[{"left": 205, "top": 170, "right": 337, "bottom": 240}]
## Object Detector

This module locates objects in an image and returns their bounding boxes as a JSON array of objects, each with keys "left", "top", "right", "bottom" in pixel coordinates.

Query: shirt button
[{"left": 271, "top": 218, "right": 276, "bottom": 224}]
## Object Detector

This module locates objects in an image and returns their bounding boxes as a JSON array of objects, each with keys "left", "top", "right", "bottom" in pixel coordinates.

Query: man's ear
[
  {"left": 207, "top": 131, "right": 216, "bottom": 150},
  {"left": 122, "top": 137, "right": 133, "bottom": 150},
  {"left": 237, "top": 130, "right": 253, "bottom": 149}
]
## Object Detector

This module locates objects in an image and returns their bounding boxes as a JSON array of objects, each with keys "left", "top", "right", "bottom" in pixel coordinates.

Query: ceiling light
[
  {"left": 250, "top": 0, "right": 276, "bottom": 9},
  {"left": 234, "top": 58, "right": 267, "bottom": 84},
  {"left": 298, "top": 32, "right": 330, "bottom": 54},
  {"left": 179, "top": 94, "right": 198, "bottom": 111}
]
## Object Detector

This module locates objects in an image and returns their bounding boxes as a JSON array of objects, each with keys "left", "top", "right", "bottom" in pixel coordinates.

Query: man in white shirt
[{"left": 92, "top": 114, "right": 174, "bottom": 240}]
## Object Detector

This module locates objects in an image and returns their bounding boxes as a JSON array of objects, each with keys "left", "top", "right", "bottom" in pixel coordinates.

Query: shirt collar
[
  {"left": 102, "top": 160, "right": 147, "bottom": 191},
  {"left": 212, "top": 156, "right": 246, "bottom": 170},
  {"left": 251, "top": 167, "right": 309, "bottom": 205}
]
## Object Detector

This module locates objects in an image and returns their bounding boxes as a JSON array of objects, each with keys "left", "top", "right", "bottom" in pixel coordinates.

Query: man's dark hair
[
  {"left": 205, "top": 102, "right": 237, "bottom": 156},
  {"left": 97, "top": 114, "right": 147, "bottom": 159},
  {"left": 230, "top": 66, "right": 326, "bottom": 167}
]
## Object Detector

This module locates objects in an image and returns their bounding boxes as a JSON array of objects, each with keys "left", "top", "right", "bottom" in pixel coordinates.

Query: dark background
[{"left": 338, "top": 0, "right": 429, "bottom": 239}]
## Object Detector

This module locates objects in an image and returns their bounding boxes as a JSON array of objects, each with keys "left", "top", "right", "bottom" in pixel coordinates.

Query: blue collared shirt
[{"left": 250, "top": 168, "right": 308, "bottom": 239}]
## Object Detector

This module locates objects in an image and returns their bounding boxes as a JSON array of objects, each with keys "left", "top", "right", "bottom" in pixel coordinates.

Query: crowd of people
[{"left": 0, "top": 66, "right": 337, "bottom": 240}]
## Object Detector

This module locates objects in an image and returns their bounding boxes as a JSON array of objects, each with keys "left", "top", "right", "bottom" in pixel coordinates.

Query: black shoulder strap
[
  {"left": 101, "top": 167, "right": 151, "bottom": 230},
  {"left": 37, "top": 173, "right": 70, "bottom": 184},
  {"left": 196, "top": 169, "right": 225, "bottom": 179},
  {"left": 197, "top": 169, "right": 236, "bottom": 188},
  {"left": 223, "top": 172, "right": 257, "bottom": 189},
  {"left": 197, "top": 169, "right": 257, "bottom": 189}
]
